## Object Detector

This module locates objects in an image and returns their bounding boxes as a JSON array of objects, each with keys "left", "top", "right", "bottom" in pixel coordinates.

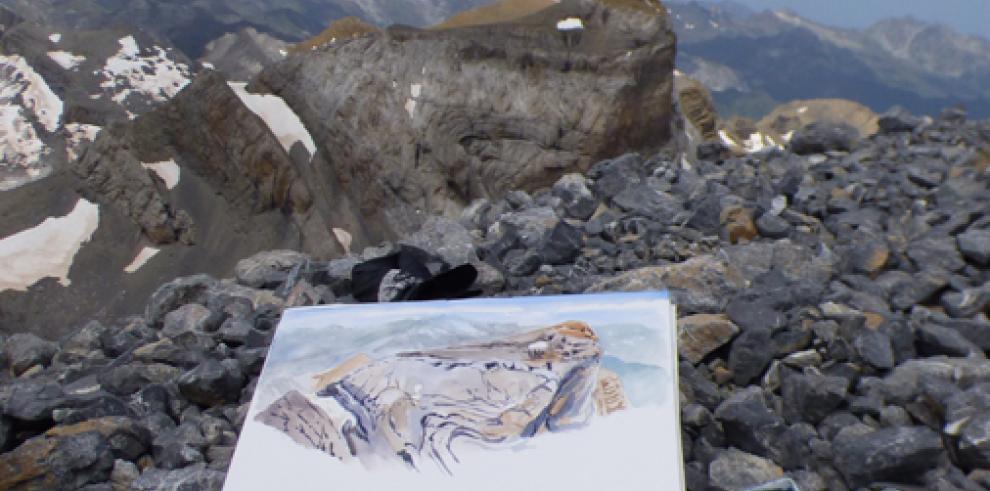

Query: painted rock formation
[{"left": 258, "top": 321, "right": 628, "bottom": 473}]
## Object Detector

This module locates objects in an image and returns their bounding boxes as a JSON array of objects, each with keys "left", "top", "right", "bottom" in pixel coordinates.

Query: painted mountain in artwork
[{"left": 255, "top": 321, "right": 628, "bottom": 474}]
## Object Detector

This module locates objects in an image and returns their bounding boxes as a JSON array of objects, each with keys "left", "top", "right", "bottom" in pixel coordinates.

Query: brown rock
[
  {"left": 674, "top": 72, "right": 718, "bottom": 141},
  {"left": 292, "top": 17, "right": 380, "bottom": 53},
  {"left": 758, "top": 98, "right": 879, "bottom": 141},
  {"left": 0, "top": 418, "right": 146, "bottom": 490},
  {"left": 432, "top": 0, "right": 557, "bottom": 29},
  {"left": 586, "top": 254, "right": 746, "bottom": 313},
  {"left": 721, "top": 206, "right": 758, "bottom": 244},
  {"left": 679, "top": 314, "right": 741, "bottom": 364}
]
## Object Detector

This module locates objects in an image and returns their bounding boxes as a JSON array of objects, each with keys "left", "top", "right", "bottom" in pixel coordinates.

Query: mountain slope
[
  {"left": 0, "top": 0, "right": 493, "bottom": 58},
  {"left": 666, "top": 1, "right": 990, "bottom": 118}
]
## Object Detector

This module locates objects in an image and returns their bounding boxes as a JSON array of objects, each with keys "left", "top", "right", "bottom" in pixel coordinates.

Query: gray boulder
[
  {"left": 709, "top": 448, "right": 784, "bottom": 491},
  {"left": 833, "top": 426, "right": 943, "bottom": 487},
  {"left": 177, "top": 359, "right": 245, "bottom": 407},
  {"left": 552, "top": 173, "right": 598, "bottom": 221},
  {"left": 3, "top": 332, "right": 57, "bottom": 375},
  {"left": 958, "top": 228, "right": 990, "bottom": 265},
  {"left": 234, "top": 250, "right": 312, "bottom": 289},
  {"left": 788, "top": 122, "right": 859, "bottom": 155},
  {"left": 131, "top": 463, "right": 225, "bottom": 491}
]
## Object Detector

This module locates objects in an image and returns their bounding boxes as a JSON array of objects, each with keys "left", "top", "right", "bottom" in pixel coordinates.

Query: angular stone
[
  {"left": 942, "top": 286, "right": 990, "bottom": 319},
  {"left": 401, "top": 216, "right": 479, "bottom": 266},
  {"left": 234, "top": 250, "right": 311, "bottom": 288},
  {"left": 586, "top": 255, "right": 746, "bottom": 313},
  {"left": 552, "top": 173, "right": 598, "bottom": 221},
  {"left": 3, "top": 333, "right": 57, "bottom": 375},
  {"left": 917, "top": 323, "right": 984, "bottom": 357},
  {"left": 907, "top": 237, "right": 966, "bottom": 273},
  {"left": 833, "top": 426, "right": 943, "bottom": 488},
  {"left": 728, "top": 327, "right": 774, "bottom": 385},
  {"left": 612, "top": 184, "right": 683, "bottom": 224},
  {"left": 130, "top": 463, "right": 225, "bottom": 491},
  {"left": 958, "top": 412, "right": 990, "bottom": 469},
  {"left": 878, "top": 106, "right": 921, "bottom": 133},
  {"left": 853, "top": 329, "right": 895, "bottom": 370},
  {"left": 539, "top": 221, "right": 583, "bottom": 265},
  {"left": 2, "top": 379, "right": 66, "bottom": 422},
  {"left": 145, "top": 275, "right": 217, "bottom": 327},
  {"left": 46, "top": 416, "right": 151, "bottom": 461},
  {"left": 56, "top": 320, "right": 108, "bottom": 365},
  {"left": 99, "top": 363, "right": 182, "bottom": 397},
  {"left": 781, "top": 373, "right": 848, "bottom": 424},
  {"left": 789, "top": 122, "right": 858, "bottom": 155},
  {"left": 756, "top": 212, "right": 790, "bottom": 239},
  {"left": 217, "top": 319, "right": 255, "bottom": 347},
  {"left": 679, "top": 314, "right": 741, "bottom": 364},
  {"left": 493, "top": 206, "right": 559, "bottom": 249},
  {"left": 0, "top": 430, "right": 112, "bottom": 491},
  {"left": 0, "top": 416, "right": 10, "bottom": 451},
  {"left": 161, "top": 304, "right": 216, "bottom": 338},
  {"left": 725, "top": 296, "right": 786, "bottom": 332},
  {"left": 110, "top": 459, "right": 140, "bottom": 491},
  {"left": 958, "top": 229, "right": 990, "bottom": 265},
  {"left": 709, "top": 448, "right": 784, "bottom": 491},
  {"left": 714, "top": 387, "right": 786, "bottom": 458},
  {"left": 177, "top": 359, "right": 245, "bottom": 407},
  {"left": 848, "top": 236, "right": 890, "bottom": 275},
  {"left": 133, "top": 339, "right": 207, "bottom": 369},
  {"left": 589, "top": 153, "right": 646, "bottom": 199}
]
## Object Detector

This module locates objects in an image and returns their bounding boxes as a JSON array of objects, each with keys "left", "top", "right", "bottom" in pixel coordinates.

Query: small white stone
[
  {"left": 557, "top": 17, "right": 584, "bottom": 31},
  {"left": 770, "top": 196, "right": 787, "bottom": 216}
]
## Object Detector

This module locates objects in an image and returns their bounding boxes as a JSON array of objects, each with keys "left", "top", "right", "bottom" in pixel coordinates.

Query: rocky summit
[
  {"left": 0, "top": 99, "right": 988, "bottom": 489},
  {"left": 0, "top": 0, "right": 989, "bottom": 490}
]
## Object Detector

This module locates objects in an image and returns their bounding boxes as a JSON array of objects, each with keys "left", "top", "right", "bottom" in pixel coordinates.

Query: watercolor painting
[{"left": 224, "top": 292, "right": 682, "bottom": 491}]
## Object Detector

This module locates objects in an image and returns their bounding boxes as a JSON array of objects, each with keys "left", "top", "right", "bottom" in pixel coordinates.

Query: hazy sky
[{"left": 726, "top": 0, "right": 990, "bottom": 39}]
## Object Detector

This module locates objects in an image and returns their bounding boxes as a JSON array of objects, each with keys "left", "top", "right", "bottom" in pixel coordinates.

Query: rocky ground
[{"left": 0, "top": 107, "right": 989, "bottom": 490}]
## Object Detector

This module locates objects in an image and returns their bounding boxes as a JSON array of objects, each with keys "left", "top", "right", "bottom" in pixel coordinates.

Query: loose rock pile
[{"left": 1, "top": 107, "right": 989, "bottom": 490}]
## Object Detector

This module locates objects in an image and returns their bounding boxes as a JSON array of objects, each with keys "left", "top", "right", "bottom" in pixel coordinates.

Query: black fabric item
[
  {"left": 351, "top": 253, "right": 401, "bottom": 302},
  {"left": 351, "top": 245, "right": 478, "bottom": 302},
  {"left": 406, "top": 264, "right": 480, "bottom": 301}
]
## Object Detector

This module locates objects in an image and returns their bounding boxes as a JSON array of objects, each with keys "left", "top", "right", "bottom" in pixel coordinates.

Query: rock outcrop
[
  {"left": 256, "top": 0, "right": 676, "bottom": 239},
  {"left": 199, "top": 28, "right": 290, "bottom": 82}
]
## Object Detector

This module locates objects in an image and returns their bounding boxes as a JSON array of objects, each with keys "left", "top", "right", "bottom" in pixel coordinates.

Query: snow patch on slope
[
  {"left": 49, "top": 33, "right": 61, "bottom": 44},
  {"left": 0, "top": 199, "right": 100, "bottom": 291},
  {"left": 48, "top": 51, "right": 86, "bottom": 70},
  {"left": 719, "top": 129, "right": 784, "bottom": 154},
  {"left": 1, "top": 55, "right": 63, "bottom": 132},
  {"left": 124, "top": 246, "right": 160, "bottom": 273},
  {"left": 141, "top": 159, "right": 180, "bottom": 189},
  {"left": 99, "top": 36, "right": 191, "bottom": 105},
  {"left": 228, "top": 82, "right": 316, "bottom": 158},
  {"left": 1, "top": 55, "right": 63, "bottom": 189}
]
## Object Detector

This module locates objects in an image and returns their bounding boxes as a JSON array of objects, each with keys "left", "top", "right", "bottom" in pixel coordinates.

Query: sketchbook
[{"left": 223, "top": 291, "right": 682, "bottom": 491}]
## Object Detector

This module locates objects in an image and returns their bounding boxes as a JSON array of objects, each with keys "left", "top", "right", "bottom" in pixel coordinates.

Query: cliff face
[
  {"left": 256, "top": 0, "right": 676, "bottom": 239},
  {"left": 258, "top": 321, "right": 628, "bottom": 473}
]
